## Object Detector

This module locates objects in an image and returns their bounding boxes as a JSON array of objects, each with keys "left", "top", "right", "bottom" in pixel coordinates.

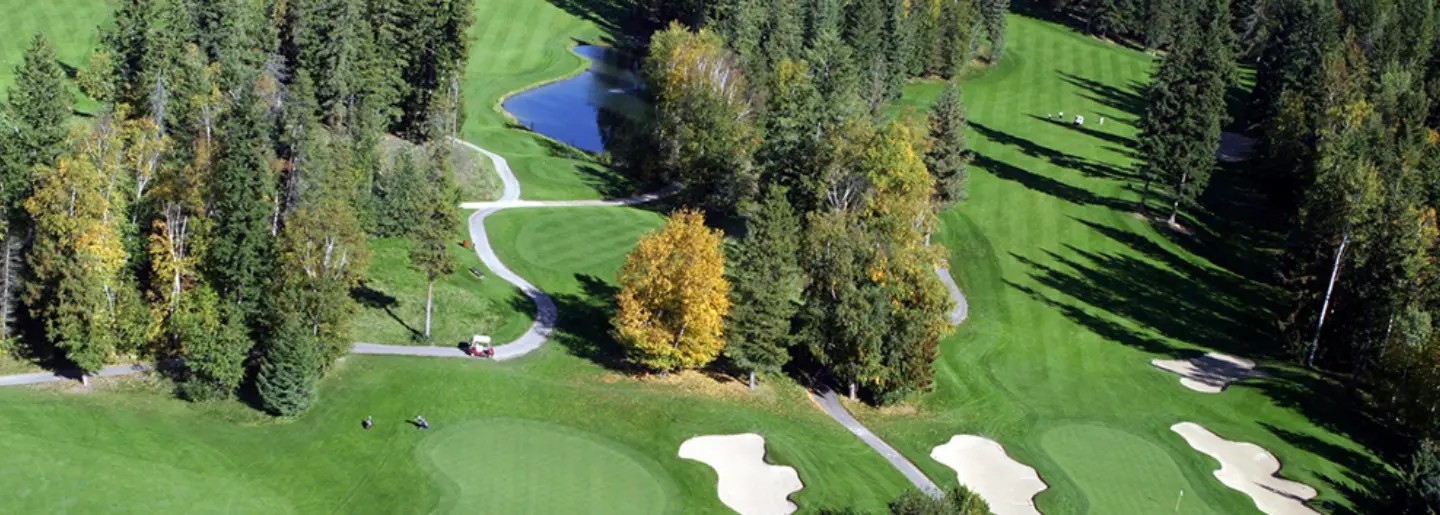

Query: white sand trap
[
  {"left": 1171, "top": 422, "right": 1318, "bottom": 515},
  {"left": 930, "top": 435, "right": 1048, "bottom": 515},
  {"left": 1152, "top": 352, "right": 1266, "bottom": 393},
  {"left": 679, "top": 433, "right": 803, "bottom": 515}
]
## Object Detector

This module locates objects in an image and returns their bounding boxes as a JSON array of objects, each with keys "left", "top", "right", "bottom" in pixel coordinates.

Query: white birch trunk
[{"left": 1307, "top": 226, "right": 1351, "bottom": 368}]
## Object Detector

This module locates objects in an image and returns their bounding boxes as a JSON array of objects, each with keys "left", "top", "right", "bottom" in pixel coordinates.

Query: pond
[{"left": 502, "top": 45, "right": 649, "bottom": 154}]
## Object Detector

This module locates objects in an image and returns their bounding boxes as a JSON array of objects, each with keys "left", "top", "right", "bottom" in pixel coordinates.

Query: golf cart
[{"left": 468, "top": 335, "right": 495, "bottom": 358}]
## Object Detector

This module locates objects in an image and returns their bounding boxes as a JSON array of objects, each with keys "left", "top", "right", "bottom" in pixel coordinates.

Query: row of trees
[
  {"left": 1129, "top": 0, "right": 1440, "bottom": 507},
  {"left": 0, "top": 0, "right": 473, "bottom": 415},
  {"left": 609, "top": 15, "right": 974, "bottom": 403}
]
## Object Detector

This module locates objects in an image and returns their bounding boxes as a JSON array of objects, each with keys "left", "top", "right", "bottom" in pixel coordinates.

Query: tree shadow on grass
[
  {"left": 1028, "top": 114, "right": 1139, "bottom": 150},
  {"left": 1058, "top": 72, "right": 1148, "bottom": 119},
  {"left": 971, "top": 121, "right": 1140, "bottom": 184},
  {"left": 540, "top": 0, "right": 641, "bottom": 45},
  {"left": 1253, "top": 373, "right": 1403, "bottom": 514},
  {"left": 971, "top": 151, "right": 1136, "bottom": 213},
  {"left": 509, "top": 273, "right": 635, "bottom": 370},
  {"left": 351, "top": 283, "right": 421, "bottom": 339},
  {"left": 1008, "top": 241, "right": 1279, "bottom": 361}
]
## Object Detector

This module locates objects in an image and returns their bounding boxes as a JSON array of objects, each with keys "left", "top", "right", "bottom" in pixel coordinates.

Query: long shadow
[
  {"left": 1058, "top": 72, "right": 1148, "bottom": 119},
  {"left": 351, "top": 283, "right": 421, "bottom": 338},
  {"left": 1167, "top": 160, "right": 1287, "bottom": 285},
  {"left": 540, "top": 0, "right": 650, "bottom": 45},
  {"left": 508, "top": 273, "right": 635, "bottom": 370},
  {"left": 1028, "top": 114, "right": 1138, "bottom": 149},
  {"left": 971, "top": 122, "right": 1139, "bottom": 183},
  {"left": 1009, "top": 243, "right": 1276, "bottom": 359}
]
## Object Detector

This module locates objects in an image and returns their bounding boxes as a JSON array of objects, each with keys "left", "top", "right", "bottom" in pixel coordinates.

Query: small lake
[{"left": 502, "top": 45, "right": 649, "bottom": 154}]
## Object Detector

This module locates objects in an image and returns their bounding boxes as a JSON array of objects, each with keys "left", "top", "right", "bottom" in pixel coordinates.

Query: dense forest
[
  {"left": 0, "top": 0, "right": 474, "bottom": 415},
  {"left": 600, "top": 0, "right": 1007, "bottom": 404}
]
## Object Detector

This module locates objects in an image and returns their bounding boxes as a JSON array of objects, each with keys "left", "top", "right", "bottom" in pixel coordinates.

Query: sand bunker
[
  {"left": 930, "top": 435, "right": 1048, "bottom": 515},
  {"left": 1152, "top": 352, "right": 1266, "bottom": 393},
  {"left": 1171, "top": 422, "right": 1318, "bottom": 515},
  {"left": 679, "top": 433, "right": 803, "bottom": 515}
]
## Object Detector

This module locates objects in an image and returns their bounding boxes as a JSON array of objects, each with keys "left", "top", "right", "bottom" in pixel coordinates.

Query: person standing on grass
[
  {"left": 364, "top": 416, "right": 373, "bottom": 430},
  {"left": 416, "top": 415, "right": 430, "bottom": 429}
]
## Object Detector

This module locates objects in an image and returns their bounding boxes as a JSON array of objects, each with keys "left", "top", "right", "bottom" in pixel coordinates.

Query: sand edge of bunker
[
  {"left": 930, "top": 435, "right": 1048, "bottom": 515},
  {"left": 1152, "top": 352, "right": 1268, "bottom": 393},
  {"left": 1171, "top": 422, "right": 1319, "bottom": 515},
  {"left": 679, "top": 433, "right": 804, "bottom": 515}
]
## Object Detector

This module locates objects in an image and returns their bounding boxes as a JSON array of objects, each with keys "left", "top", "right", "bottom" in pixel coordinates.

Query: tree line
[
  {"left": 1112, "top": 0, "right": 1440, "bottom": 508},
  {"left": 606, "top": 0, "right": 984, "bottom": 404},
  {"left": 0, "top": 0, "right": 474, "bottom": 415}
]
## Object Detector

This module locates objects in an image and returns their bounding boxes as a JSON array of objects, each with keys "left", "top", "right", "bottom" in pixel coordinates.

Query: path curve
[
  {"left": 935, "top": 262, "right": 968, "bottom": 325},
  {"left": 353, "top": 138, "right": 672, "bottom": 361},
  {"left": 810, "top": 387, "right": 942, "bottom": 497}
]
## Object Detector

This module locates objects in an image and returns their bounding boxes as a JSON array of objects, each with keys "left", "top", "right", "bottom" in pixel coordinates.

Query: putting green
[
  {"left": 419, "top": 418, "right": 678, "bottom": 514},
  {"left": 1040, "top": 424, "right": 1218, "bottom": 514}
]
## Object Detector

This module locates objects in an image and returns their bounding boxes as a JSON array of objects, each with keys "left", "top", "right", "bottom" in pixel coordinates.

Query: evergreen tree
[
  {"left": 176, "top": 286, "right": 251, "bottom": 401},
  {"left": 979, "top": 0, "right": 1010, "bottom": 61},
  {"left": 408, "top": 147, "right": 459, "bottom": 339},
  {"left": 926, "top": 82, "right": 969, "bottom": 205},
  {"left": 208, "top": 83, "right": 276, "bottom": 314},
  {"left": 375, "top": 148, "right": 426, "bottom": 237},
  {"left": 758, "top": 59, "right": 823, "bottom": 212},
  {"left": 766, "top": 0, "right": 806, "bottom": 66},
  {"left": 798, "top": 210, "right": 887, "bottom": 401},
  {"left": 725, "top": 186, "right": 804, "bottom": 389},
  {"left": 256, "top": 301, "right": 321, "bottom": 416},
  {"left": 882, "top": 0, "right": 916, "bottom": 99},
  {"left": 1, "top": 33, "right": 73, "bottom": 343}
]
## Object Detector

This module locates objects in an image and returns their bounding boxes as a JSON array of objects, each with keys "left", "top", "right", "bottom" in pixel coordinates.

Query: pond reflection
[{"left": 501, "top": 46, "right": 648, "bottom": 154}]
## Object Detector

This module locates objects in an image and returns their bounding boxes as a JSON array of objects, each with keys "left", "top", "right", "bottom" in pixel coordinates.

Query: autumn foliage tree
[{"left": 613, "top": 209, "right": 732, "bottom": 372}]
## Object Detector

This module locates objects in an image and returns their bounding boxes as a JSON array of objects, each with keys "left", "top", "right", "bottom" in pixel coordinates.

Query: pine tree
[
  {"left": 979, "top": 0, "right": 1010, "bottom": 61},
  {"left": 256, "top": 300, "right": 321, "bottom": 416},
  {"left": 927, "top": 82, "right": 969, "bottom": 205},
  {"left": 758, "top": 59, "right": 823, "bottom": 212},
  {"left": 408, "top": 147, "right": 459, "bottom": 339},
  {"left": 176, "top": 286, "right": 251, "bottom": 401},
  {"left": 882, "top": 0, "right": 915, "bottom": 100},
  {"left": 725, "top": 186, "right": 804, "bottom": 389},
  {"left": 766, "top": 0, "right": 806, "bottom": 65},
  {"left": 1, "top": 33, "right": 73, "bottom": 343},
  {"left": 208, "top": 83, "right": 276, "bottom": 314},
  {"left": 798, "top": 210, "right": 887, "bottom": 401}
]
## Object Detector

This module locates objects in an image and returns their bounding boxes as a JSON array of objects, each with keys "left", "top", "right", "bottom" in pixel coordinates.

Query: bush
[{"left": 888, "top": 487, "right": 989, "bottom": 515}]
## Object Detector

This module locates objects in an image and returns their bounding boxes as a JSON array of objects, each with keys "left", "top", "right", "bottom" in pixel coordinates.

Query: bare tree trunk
[
  {"left": 748, "top": 370, "right": 756, "bottom": 390},
  {"left": 1308, "top": 226, "right": 1351, "bottom": 368},
  {"left": 1167, "top": 172, "right": 1189, "bottom": 226},
  {"left": 424, "top": 280, "right": 434, "bottom": 339},
  {"left": 848, "top": 381, "right": 857, "bottom": 401},
  {"left": 0, "top": 235, "right": 14, "bottom": 342}
]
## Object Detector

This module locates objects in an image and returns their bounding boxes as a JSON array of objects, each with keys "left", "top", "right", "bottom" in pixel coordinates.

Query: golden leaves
[{"left": 613, "top": 209, "right": 732, "bottom": 372}]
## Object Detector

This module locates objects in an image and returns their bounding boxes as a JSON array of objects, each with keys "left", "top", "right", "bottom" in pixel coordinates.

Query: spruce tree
[
  {"left": 1, "top": 33, "right": 73, "bottom": 344},
  {"left": 980, "top": 0, "right": 1010, "bottom": 61},
  {"left": 882, "top": 0, "right": 915, "bottom": 100},
  {"left": 176, "top": 287, "right": 251, "bottom": 402},
  {"left": 409, "top": 147, "right": 459, "bottom": 339},
  {"left": 3, "top": 33, "right": 72, "bottom": 209},
  {"left": 257, "top": 300, "right": 321, "bottom": 416},
  {"left": 209, "top": 83, "right": 276, "bottom": 314},
  {"left": 765, "top": 0, "right": 805, "bottom": 65},
  {"left": 926, "top": 82, "right": 969, "bottom": 205},
  {"left": 724, "top": 186, "right": 804, "bottom": 389}
]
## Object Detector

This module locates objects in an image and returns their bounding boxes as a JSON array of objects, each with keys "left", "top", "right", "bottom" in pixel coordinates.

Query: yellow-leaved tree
[{"left": 612, "top": 209, "right": 731, "bottom": 372}]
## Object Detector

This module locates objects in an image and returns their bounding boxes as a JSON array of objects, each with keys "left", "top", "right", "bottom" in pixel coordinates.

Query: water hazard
[{"left": 501, "top": 46, "right": 648, "bottom": 154}]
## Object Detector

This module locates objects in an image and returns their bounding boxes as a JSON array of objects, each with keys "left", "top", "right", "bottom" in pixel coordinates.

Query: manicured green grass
[
  {"left": 458, "top": 0, "right": 633, "bottom": 201},
  {"left": 855, "top": 13, "right": 1395, "bottom": 514},
  {"left": 0, "top": 0, "right": 110, "bottom": 112},
  {"left": 421, "top": 418, "right": 678, "bottom": 514},
  {"left": 0, "top": 350, "right": 909, "bottom": 513},
  {"left": 349, "top": 224, "right": 532, "bottom": 348}
]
